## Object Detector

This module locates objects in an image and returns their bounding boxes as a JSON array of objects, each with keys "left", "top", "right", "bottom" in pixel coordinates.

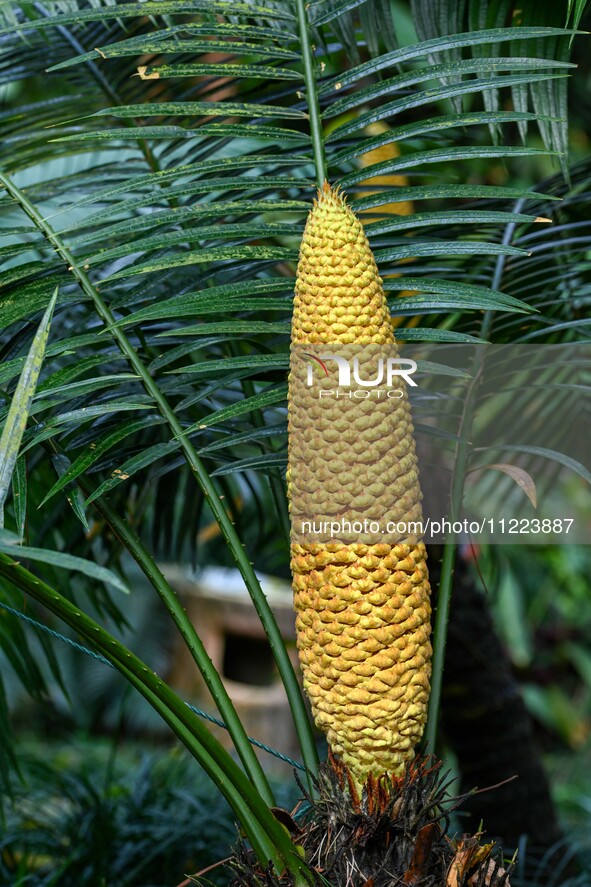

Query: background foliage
[{"left": 0, "top": 0, "right": 590, "bottom": 883}]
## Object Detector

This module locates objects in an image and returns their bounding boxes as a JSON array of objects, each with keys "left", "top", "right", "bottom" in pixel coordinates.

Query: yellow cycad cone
[{"left": 288, "top": 182, "right": 432, "bottom": 787}]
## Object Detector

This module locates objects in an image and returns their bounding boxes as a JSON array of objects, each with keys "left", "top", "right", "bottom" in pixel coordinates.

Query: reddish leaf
[{"left": 403, "top": 822, "right": 439, "bottom": 884}]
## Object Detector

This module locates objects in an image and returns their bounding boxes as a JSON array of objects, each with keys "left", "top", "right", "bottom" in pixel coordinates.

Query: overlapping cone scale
[
  {"left": 291, "top": 183, "right": 392, "bottom": 346},
  {"left": 288, "top": 183, "right": 432, "bottom": 786}
]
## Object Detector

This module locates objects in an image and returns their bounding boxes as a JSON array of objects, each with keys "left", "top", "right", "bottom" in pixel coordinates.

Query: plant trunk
[{"left": 429, "top": 548, "right": 579, "bottom": 882}]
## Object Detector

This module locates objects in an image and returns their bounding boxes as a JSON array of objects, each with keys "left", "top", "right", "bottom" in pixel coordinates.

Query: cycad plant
[{"left": 0, "top": 0, "right": 590, "bottom": 884}]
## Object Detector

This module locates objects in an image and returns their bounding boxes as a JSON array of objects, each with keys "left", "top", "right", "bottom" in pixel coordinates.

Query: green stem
[
  {"left": 295, "top": 0, "right": 327, "bottom": 189},
  {"left": 424, "top": 541, "right": 456, "bottom": 754},
  {"left": 425, "top": 210, "right": 521, "bottom": 751},
  {"left": 79, "top": 478, "right": 275, "bottom": 807},
  {"left": 0, "top": 170, "right": 319, "bottom": 789},
  {"left": 0, "top": 552, "right": 313, "bottom": 884},
  {"left": 424, "top": 352, "right": 482, "bottom": 751}
]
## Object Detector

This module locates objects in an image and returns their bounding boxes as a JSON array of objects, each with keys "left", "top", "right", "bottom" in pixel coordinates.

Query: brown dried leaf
[
  {"left": 137, "top": 65, "right": 160, "bottom": 80},
  {"left": 446, "top": 836, "right": 494, "bottom": 887},
  {"left": 270, "top": 807, "right": 303, "bottom": 837},
  {"left": 403, "top": 822, "right": 439, "bottom": 884},
  {"left": 480, "top": 463, "right": 537, "bottom": 508}
]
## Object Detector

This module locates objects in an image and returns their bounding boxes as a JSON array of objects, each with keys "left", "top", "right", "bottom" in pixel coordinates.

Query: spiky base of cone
[{"left": 224, "top": 756, "right": 513, "bottom": 887}]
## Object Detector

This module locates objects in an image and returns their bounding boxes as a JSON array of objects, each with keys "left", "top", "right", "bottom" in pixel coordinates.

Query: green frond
[{"left": 411, "top": 0, "right": 586, "bottom": 175}]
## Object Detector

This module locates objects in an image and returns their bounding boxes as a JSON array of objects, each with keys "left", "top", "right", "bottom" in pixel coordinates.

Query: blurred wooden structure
[{"left": 164, "top": 565, "right": 304, "bottom": 770}]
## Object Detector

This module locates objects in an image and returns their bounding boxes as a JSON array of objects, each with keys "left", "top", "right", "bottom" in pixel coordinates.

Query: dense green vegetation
[{"left": 0, "top": 0, "right": 590, "bottom": 884}]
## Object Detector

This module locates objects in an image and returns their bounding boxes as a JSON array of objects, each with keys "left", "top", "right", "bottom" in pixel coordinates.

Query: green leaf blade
[{"left": 0, "top": 288, "right": 58, "bottom": 527}]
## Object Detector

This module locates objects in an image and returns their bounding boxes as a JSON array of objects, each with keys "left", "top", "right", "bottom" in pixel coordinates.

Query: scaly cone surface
[{"left": 288, "top": 183, "right": 432, "bottom": 786}]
